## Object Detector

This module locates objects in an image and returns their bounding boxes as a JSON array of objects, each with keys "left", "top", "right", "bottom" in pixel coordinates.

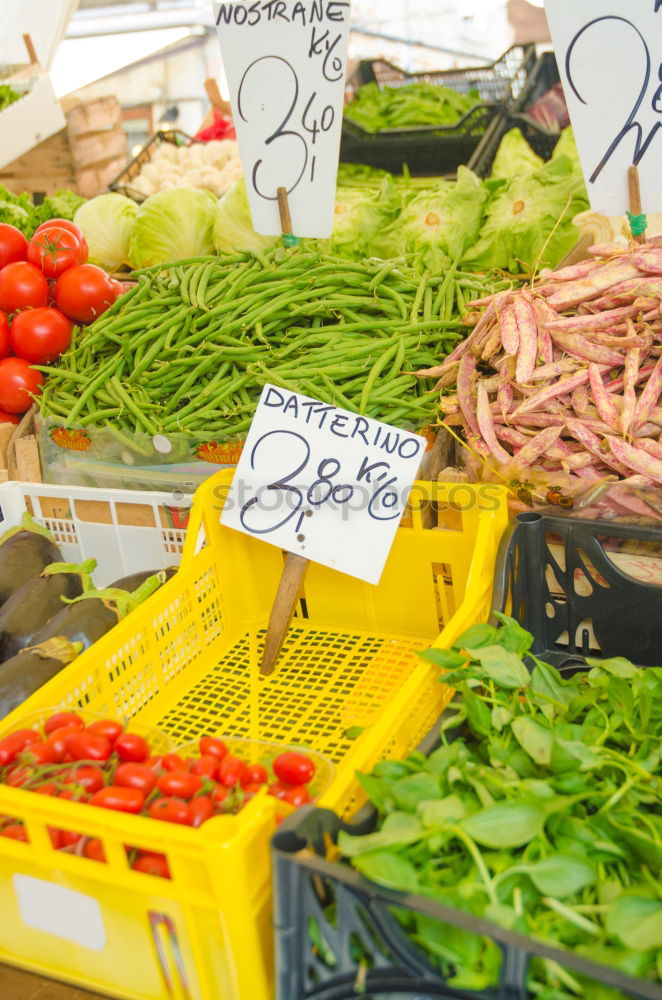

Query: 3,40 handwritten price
[
  {"left": 237, "top": 56, "right": 336, "bottom": 199},
  {"left": 239, "top": 429, "right": 409, "bottom": 536}
]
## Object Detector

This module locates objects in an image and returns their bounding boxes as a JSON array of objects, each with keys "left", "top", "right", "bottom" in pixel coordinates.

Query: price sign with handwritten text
[
  {"left": 213, "top": 0, "right": 350, "bottom": 238},
  {"left": 220, "top": 385, "right": 426, "bottom": 584},
  {"left": 544, "top": 1, "right": 662, "bottom": 215}
]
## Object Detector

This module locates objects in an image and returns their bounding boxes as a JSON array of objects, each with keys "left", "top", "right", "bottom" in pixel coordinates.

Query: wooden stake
[
  {"left": 22, "top": 34, "right": 38, "bottom": 66},
  {"left": 628, "top": 165, "right": 646, "bottom": 245},
  {"left": 261, "top": 186, "right": 309, "bottom": 677}
]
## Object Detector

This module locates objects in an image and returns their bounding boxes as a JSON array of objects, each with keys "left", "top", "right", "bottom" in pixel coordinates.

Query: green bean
[
  {"left": 359, "top": 342, "right": 400, "bottom": 415},
  {"left": 108, "top": 377, "right": 158, "bottom": 434}
]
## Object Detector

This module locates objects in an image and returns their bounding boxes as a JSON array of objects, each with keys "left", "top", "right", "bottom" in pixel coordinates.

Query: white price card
[
  {"left": 220, "top": 385, "right": 427, "bottom": 584},
  {"left": 544, "top": 1, "right": 662, "bottom": 215},
  {"left": 212, "top": 0, "right": 351, "bottom": 238}
]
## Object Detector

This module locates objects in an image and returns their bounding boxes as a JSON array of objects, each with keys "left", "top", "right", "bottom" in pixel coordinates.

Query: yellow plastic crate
[{"left": 0, "top": 472, "right": 507, "bottom": 1000}]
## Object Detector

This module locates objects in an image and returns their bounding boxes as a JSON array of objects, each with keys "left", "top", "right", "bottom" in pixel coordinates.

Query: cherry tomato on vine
[
  {"left": 6, "top": 765, "right": 33, "bottom": 787},
  {"left": 156, "top": 770, "right": 202, "bottom": 799},
  {"left": 87, "top": 719, "right": 124, "bottom": 744},
  {"left": 83, "top": 838, "right": 106, "bottom": 862},
  {"left": 211, "top": 784, "right": 229, "bottom": 808},
  {"left": 148, "top": 797, "right": 192, "bottom": 825},
  {"left": 34, "top": 783, "right": 57, "bottom": 797},
  {"left": 246, "top": 763, "right": 268, "bottom": 785},
  {"left": 114, "top": 732, "right": 149, "bottom": 763},
  {"left": 0, "top": 261, "right": 48, "bottom": 313},
  {"left": 0, "top": 357, "right": 45, "bottom": 414},
  {"left": 89, "top": 786, "right": 145, "bottom": 814},
  {"left": 161, "top": 753, "right": 188, "bottom": 772},
  {"left": 218, "top": 755, "right": 250, "bottom": 788},
  {"left": 199, "top": 737, "right": 227, "bottom": 761},
  {"left": 60, "top": 829, "right": 83, "bottom": 848},
  {"left": 0, "top": 224, "right": 28, "bottom": 270},
  {"left": 67, "top": 765, "right": 105, "bottom": 794},
  {"left": 189, "top": 796, "right": 214, "bottom": 828},
  {"left": 268, "top": 781, "right": 294, "bottom": 801},
  {"left": 48, "top": 827, "right": 63, "bottom": 849},
  {"left": 2, "top": 823, "right": 28, "bottom": 842},
  {"left": 0, "top": 729, "right": 42, "bottom": 766},
  {"left": 21, "top": 742, "right": 55, "bottom": 766},
  {"left": 27, "top": 226, "right": 88, "bottom": 279},
  {"left": 9, "top": 306, "right": 73, "bottom": 363},
  {"left": 273, "top": 752, "right": 315, "bottom": 786},
  {"left": 283, "top": 785, "right": 311, "bottom": 808},
  {"left": 65, "top": 731, "right": 112, "bottom": 763},
  {"left": 115, "top": 763, "right": 156, "bottom": 795},
  {"left": 190, "top": 755, "right": 218, "bottom": 779},
  {"left": 132, "top": 852, "right": 171, "bottom": 879},
  {"left": 44, "top": 712, "right": 84, "bottom": 736}
]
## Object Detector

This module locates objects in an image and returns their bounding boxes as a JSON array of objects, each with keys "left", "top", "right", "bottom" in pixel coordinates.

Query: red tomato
[
  {"left": 87, "top": 719, "right": 123, "bottom": 744},
  {"left": 114, "top": 732, "right": 149, "bottom": 763},
  {"left": 65, "top": 731, "right": 112, "bottom": 762},
  {"left": 0, "top": 729, "right": 42, "bottom": 766},
  {"left": 60, "top": 829, "right": 83, "bottom": 848},
  {"left": 0, "top": 312, "right": 10, "bottom": 360},
  {"left": 0, "top": 261, "right": 48, "bottom": 313},
  {"left": 189, "top": 796, "right": 214, "bottom": 828},
  {"left": 273, "top": 752, "right": 315, "bottom": 786},
  {"left": 161, "top": 753, "right": 188, "bottom": 772},
  {"left": 6, "top": 765, "right": 33, "bottom": 787},
  {"left": 27, "top": 226, "right": 87, "bottom": 279},
  {"left": 283, "top": 785, "right": 311, "bottom": 808},
  {"left": 67, "top": 765, "right": 105, "bottom": 794},
  {"left": 132, "top": 852, "right": 171, "bottom": 879},
  {"left": 146, "top": 755, "right": 164, "bottom": 771},
  {"left": 83, "top": 837, "right": 106, "bottom": 862},
  {"left": 246, "top": 764, "right": 268, "bottom": 785},
  {"left": 59, "top": 787, "right": 88, "bottom": 803},
  {"left": 218, "top": 755, "right": 250, "bottom": 788},
  {"left": 44, "top": 711, "right": 84, "bottom": 736},
  {"left": 55, "top": 264, "right": 117, "bottom": 324},
  {"left": 2, "top": 823, "right": 28, "bottom": 842},
  {"left": 34, "top": 219, "right": 87, "bottom": 255},
  {"left": 211, "top": 784, "right": 229, "bottom": 808},
  {"left": 0, "top": 357, "right": 45, "bottom": 414},
  {"left": 20, "top": 742, "right": 55, "bottom": 765},
  {"left": 0, "top": 410, "right": 19, "bottom": 425},
  {"left": 115, "top": 763, "right": 156, "bottom": 795},
  {"left": 156, "top": 770, "right": 202, "bottom": 800},
  {"left": 243, "top": 782, "right": 265, "bottom": 797},
  {"left": 148, "top": 797, "right": 192, "bottom": 825},
  {"left": 35, "top": 782, "right": 57, "bottom": 797},
  {"left": 190, "top": 755, "right": 218, "bottom": 779},
  {"left": 9, "top": 307, "right": 72, "bottom": 363},
  {"left": 0, "top": 224, "right": 28, "bottom": 270},
  {"left": 48, "top": 827, "right": 63, "bottom": 849},
  {"left": 46, "top": 724, "right": 87, "bottom": 763},
  {"left": 199, "top": 737, "right": 227, "bottom": 761},
  {"left": 268, "top": 781, "right": 294, "bottom": 801},
  {"left": 89, "top": 786, "right": 145, "bottom": 814}
]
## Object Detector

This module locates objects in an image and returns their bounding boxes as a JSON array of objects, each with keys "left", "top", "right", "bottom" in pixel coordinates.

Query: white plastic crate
[
  {"left": 0, "top": 73, "right": 65, "bottom": 168},
  {"left": 0, "top": 481, "right": 192, "bottom": 587}
]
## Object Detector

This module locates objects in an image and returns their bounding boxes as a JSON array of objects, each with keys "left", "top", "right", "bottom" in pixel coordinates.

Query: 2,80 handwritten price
[{"left": 239, "top": 429, "right": 409, "bottom": 536}]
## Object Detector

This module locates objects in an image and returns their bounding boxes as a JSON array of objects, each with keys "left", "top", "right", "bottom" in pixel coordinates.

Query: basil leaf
[
  {"left": 356, "top": 772, "right": 392, "bottom": 813},
  {"left": 419, "top": 647, "right": 466, "bottom": 670},
  {"left": 338, "top": 811, "right": 423, "bottom": 857},
  {"left": 511, "top": 716, "right": 553, "bottom": 765},
  {"left": 465, "top": 645, "right": 531, "bottom": 690},
  {"left": 418, "top": 794, "right": 466, "bottom": 827},
  {"left": 606, "top": 896, "right": 662, "bottom": 951},
  {"left": 530, "top": 659, "right": 573, "bottom": 720},
  {"left": 461, "top": 800, "right": 544, "bottom": 848},
  {"left": 492, "top": 612, "right": 534, "bottom": 656},
  {"left": 352, "top": 849, "right": 420, "bottom": 891},
  {"left": 523, "top": 854, "right": 596, "bottom": 897},
  {"left": 464, "top": 687, "right": 492, "bottom": 737},
  {"left": 587, "top": 656, "right": 640, "bottom": 679},
  {"left": 491, "top": 706, "right": 513, "bottom": 731},
  {"left": 391, "top": 772, "right": 440, "bottom": 812},
  {"left": 453, "top": 623, "right": 498, "bottom": 649}
]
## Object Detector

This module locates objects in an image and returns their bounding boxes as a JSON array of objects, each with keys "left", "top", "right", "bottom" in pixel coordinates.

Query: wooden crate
[{"left": 0, "top": 95, "right": 128, "bottom": 199}]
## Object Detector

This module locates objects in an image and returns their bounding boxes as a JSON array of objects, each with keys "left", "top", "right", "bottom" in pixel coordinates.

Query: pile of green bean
[{"left": 38, "top": 245, "right": 512, "bottom": 441}]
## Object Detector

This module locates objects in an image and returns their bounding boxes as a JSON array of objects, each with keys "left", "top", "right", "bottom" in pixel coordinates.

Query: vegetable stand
[{"left": 0, "top": 471, "right": 507, "bottom": 999}]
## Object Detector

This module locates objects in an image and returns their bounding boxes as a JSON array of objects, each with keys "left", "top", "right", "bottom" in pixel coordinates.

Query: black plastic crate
[
  {"left": 107, "top": 128, "right": 198, "bottom": 201},
  {"left": 469, "top": 51, "right": 563, "bottom": 177},
  {"left": 273, "top": 807, "right": 662, "bottom": 1000},
  {"left": 491, "top": 510, "right": 662, "bottom": 670},
  {"left": 340, "top": 45, "right": 535, "bottom": 176}
]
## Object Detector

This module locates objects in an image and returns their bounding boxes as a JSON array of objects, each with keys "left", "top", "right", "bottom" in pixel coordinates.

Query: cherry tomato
[
  {"left": 190, "top": 755, "right": 218, "bottom": 779},
  {"left": 211, "top": 784, "right": 229, "bottom": 808},
  {"left": 59, "top": 787, "right": 88, "bottom": 803},
  {"left": 44, "top": 712, "right": 84, "bottom": 736},
  {"left": 55, "top": 264, "right": 117, "bottom": 324},
  {"left": 132, "top": 852, "right": 171, "bottom": 879},
  {"left": 89, "top": 786, "right": 145, "bottom": 814},
  {"left": 2, "top": 823, "right": 28, "bottom": 842},
  {"left": 283, "top": 785, "right": 311, "bottom": 807},
  {"left": 34, "top": 219, "right": 88, "bottom": 257},
  {"left": 20, "top": 742, "right": 55, "bottom": 765},
  {"left": 6, "top": 765, "right": 33, "bottom": 787},
  {"left": 9, "top": 306, "right": 72, "bottom": 364},
  {"left": 268, "top": 781, "right": 294, "bottom": 801},
  {"left": 0, "top": 729, "right": 42, "bottom": 765},
  {"left": 83, "top": 837, "right": 106, "bottom": 862},
  {"left": 0, "top": 261, "right": 48, "bottom": 313},
  {"left": 115, "top": 763, "right": 156, "bottom": 795},
  {"left": 67, "top": 765, "right": 105, "bottom": 794},
  {"left": 60, "top": 829, "right": 83, "bottom": 848},
  {"left": 114, "top": 732, "right": 149, "bottom": 763},
  {"left": 189, "top": 795, "right": 214, "bottom": 828},
  {"left": 48, "top": 827, "right": 63, "bottom": 849},
  {"left": 246, "top": 764, "right": 268, "bottom": 785},
  {"left": 0, "top": 312, "right": 10, "bottom": 361},
  {"left": 161, "top": 753, "right": 188, "bottom": 772},
  {"left": 199, "top": 737, "right": 227, "bottom": 761},
  {"left": 157, "top": 770, "right": 202, "bottom": 800},
  {"left": 65, "top": 731, "right": 112, "bottom": 763},
  {"left": 0, "top": 224, "right": 28, "bottom": 270},
  {"left": 146, "top": 755, "right": 164, "bottom": 771},
  {"left": 148, "top": 797, "right": 192, "bottom": 825},
  {"left": 242, "top": 782, "right": 265, "bottom": 797},
  {"left": 218, "top": 755, "right": 250, "bottom": 788},
  {"left": 0, "top": 357, "right": 45, "bottom": 414},
  {"left": 0, "top": 410, "right": 19, "bottom": 425},
  {"left": 27, "top": 226, "right": 88, "bottom": 279},
  {"left": 273, "top": 751, "right": 316, "bottom": 786},
  {"left": 46, "top": 724, "right": 90, "bottom": 763},
  {"left": 87, "top": 719, "right": 124, "bottom": 744},
  {"left": 34, "top": 782, "right": 57, "bottom": 796}
]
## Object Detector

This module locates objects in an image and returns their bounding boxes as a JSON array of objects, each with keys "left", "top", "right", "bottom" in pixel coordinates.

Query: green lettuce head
[
  {"left": 213, "top": 179, "right": 278, "bottom": 254},
  {"left": 128, "top": 187, "right": 216, "bottom": 268},
  {"left": 74, "top": 193, "right": 138, "bottom": 270}
]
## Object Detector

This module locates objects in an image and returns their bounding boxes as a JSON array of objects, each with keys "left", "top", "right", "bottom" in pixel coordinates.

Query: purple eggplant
[
  {"left": 0, "top": 638, "right": 82, "bottom": 719},
  {"left": 0, "top": 514, "right": 62, "bottom": 607}
]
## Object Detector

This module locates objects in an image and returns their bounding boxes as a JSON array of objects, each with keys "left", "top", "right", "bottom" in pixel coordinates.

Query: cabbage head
[
  {"left": 490, "top": 128, "right": 544, "bottom": 179},
  {"left": 329, "top": 176, "right": 401, "bottom": 259},
  {"left": 128, "top": 187, "right": 216, "bottom": 268},
  {"left": 74, "top": 193, "right": 137, "bottom": 270},
  {"left": 213, "top": 179, "right": 278, "bottom": 254}
]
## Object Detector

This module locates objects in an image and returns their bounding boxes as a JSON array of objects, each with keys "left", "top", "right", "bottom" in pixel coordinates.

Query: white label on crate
[
  {"left": 220, "top": 384, "right": 426, "bottom": 585},
  {"left": 544, "top": 1, "right": 662, "bottom": 214},
  {"left": 212, "top": 0, "right": 350, "bottom": 237},
  {"left": 13, "top": 875, "right": 106, "bottom": 950}
]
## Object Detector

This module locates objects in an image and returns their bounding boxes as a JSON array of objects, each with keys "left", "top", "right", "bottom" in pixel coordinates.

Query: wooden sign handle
[
  {"left": 628, "top": 165, "right": 646, "bottom": 245},
  {"left": 23, "top": 34, "right": 38, "bottom": 66}
]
